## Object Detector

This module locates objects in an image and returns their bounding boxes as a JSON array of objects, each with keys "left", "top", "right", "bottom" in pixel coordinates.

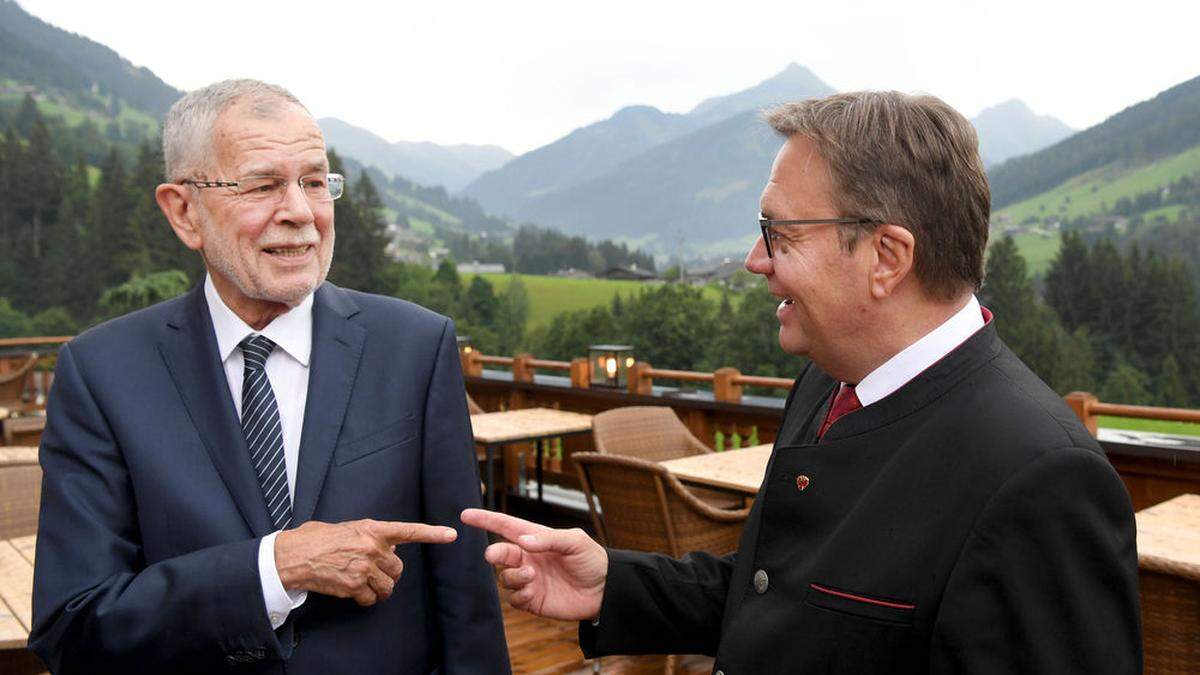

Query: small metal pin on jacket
[{"left": 796, "top": 474, "right": 810, "bottom": 491}]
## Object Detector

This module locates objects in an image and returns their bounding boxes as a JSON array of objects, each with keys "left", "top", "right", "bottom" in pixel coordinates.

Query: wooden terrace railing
[
  {"left": 3, "top": 338, "right": 1200, "bottom": 509},
  {"left": 464, "top": 350, "right": 1200, "bottom": 511},
  {"left": 1065, "top": 392, "right": 1200, "bottom": 435}
]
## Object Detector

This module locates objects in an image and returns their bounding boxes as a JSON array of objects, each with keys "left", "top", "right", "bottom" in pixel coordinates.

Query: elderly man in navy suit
[{"left": 29, "top": 79, "right": 509, "bottom": 674}]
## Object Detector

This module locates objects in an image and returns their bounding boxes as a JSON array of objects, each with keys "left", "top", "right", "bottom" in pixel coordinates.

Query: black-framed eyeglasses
[
  {"left": 182, "top": 173, "right": 345, "bottom": 204},
  {"left": 759, "top": 213, "right": 878, "bottom": 258}
]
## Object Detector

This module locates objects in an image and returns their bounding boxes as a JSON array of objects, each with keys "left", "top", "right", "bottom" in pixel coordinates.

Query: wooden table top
[
  {"left": 1136, "top": 493, "right": 1200, "bottom": 581},
  {"left": 0, "top": 534, "right": 34, "bottom": 650},
  {"left": 0, "top": 447, "right": 37, "bottom": 466},
  {"left": 659, "top": 444, "right": 773, "bottom": 495},
  {"left": 470, "top": 408, "right": 594, "bottom": 445}
]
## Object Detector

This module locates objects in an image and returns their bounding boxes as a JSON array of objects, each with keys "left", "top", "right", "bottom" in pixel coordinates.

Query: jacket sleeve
[
  {"left": 929, "top": 446, "right": 1143, "bottom": 674},
  {"left": 29, "top": 343, "right": 285, "bottom": 674},
  {"left": 421, "top": 320, "right": 511, "bottom": 674},
  {"left": 579, "top": 548, "right": 736, "bottom": 658}
]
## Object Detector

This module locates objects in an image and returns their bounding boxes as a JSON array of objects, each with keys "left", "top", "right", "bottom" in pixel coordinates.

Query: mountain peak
[
  {"left": 978, "top": 98, "right": 1035, "bottom": 118},
  {"left": 971, "top": 99, "right": 1074, "bottom": 167},
  {"left": 687, "top": 63, "right": 836, "bottom": 125}
]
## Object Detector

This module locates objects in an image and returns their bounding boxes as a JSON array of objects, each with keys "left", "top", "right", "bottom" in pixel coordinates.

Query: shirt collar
[
  {"left": 853, "top": 295, "right": 985, "bottom": 407},
  {"left": 204, "top": 275, "right": 313, "bottom": 367}
]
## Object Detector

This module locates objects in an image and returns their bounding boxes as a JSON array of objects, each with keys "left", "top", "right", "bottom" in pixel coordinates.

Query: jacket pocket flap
[
  {"left": 805, "top": 582, "right": 915, "bottom": 625},
  {"left": 334, "top": 416, "right": 419, "bottom": 466}
]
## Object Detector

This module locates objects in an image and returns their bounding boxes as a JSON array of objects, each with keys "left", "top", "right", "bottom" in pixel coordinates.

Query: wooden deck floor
[{"left": 501, "top": 592, "right": 714, "bottom": 674}]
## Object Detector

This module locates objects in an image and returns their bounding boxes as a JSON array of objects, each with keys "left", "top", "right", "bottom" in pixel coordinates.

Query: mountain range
[
  {"left": 990, "top": 74, "right": 1200, "bottom": 209},
  {"left": 23, "top": 0, "right": 1200, "bottom": 271},
  {"left": 0, "top": 0, "right": 180, "bottom": 117},
  {"left": 318, "top": 116, "right": 512, "bottom": 192},
  {"left": 457, "top": 64, "right": 1077, "bottom": 254}
]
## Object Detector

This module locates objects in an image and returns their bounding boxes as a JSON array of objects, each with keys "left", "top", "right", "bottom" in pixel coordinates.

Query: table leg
[
  {"left": 536, "top": 439, "right": 545, "bottom": 503},
  {"left": 485, "top": 444, "right": 496, "bottom": 511}
]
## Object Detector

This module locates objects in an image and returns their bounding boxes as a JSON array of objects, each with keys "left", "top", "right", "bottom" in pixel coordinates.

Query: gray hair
[
  {"left": 162, "top": 79, "right": 306, "bottom": 181},
  {"left": 765, "top": 91, "right": 990, "bottom": 302}
]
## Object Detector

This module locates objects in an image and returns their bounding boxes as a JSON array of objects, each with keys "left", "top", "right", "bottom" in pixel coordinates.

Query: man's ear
[
  {"left": 156, "top": 183, "right": 204, "bottom": 251},
  {"left": 869, "top": 224, "right": 915, "bottom": 299}
]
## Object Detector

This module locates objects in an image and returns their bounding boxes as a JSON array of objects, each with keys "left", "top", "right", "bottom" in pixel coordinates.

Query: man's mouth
[{"left": 263, "top": 245, "right": 313, "bottom": 257}]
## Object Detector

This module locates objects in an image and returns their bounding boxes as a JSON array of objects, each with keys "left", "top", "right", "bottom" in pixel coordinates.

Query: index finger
[
  {"left": 461, "top": 508, "right": 547, "bottom": 542},
  {"left": 373, "top": 520, "right": 458, "bottom": 545}
]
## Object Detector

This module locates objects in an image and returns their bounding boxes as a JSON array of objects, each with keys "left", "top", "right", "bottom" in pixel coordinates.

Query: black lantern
[{"left": 588, "top": 344, "right": 634, "bottom": 388}]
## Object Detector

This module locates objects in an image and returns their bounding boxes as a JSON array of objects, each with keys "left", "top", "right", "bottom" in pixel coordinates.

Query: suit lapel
[
  {"left": 158, "top": 285, "right": 273, "bottom": 535},
  {"left": 291, "top": 283, "right": 364, "bottom": 524}
]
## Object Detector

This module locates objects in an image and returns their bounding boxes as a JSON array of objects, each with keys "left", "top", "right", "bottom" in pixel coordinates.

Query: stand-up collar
[{"left": 855, "top": 296, "right": 985, "bottom": 407}]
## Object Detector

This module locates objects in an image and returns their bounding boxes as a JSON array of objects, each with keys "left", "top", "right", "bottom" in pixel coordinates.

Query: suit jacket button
[
  {"left": 796, "top": 474, "right": 810, "bottom": 491},
  {"left": 753, "top": 569, "right": 769, "bottom": 594},
  {"left": 715, "top": 670, "right": 725, "bottom": 675}
]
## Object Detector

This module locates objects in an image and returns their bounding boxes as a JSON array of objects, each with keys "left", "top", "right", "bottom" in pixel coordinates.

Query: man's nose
[
  {"left": 276, "top": 180, "right": 315, "bottom": 226},
  {"left": 745, "top": 235, "right": 772, "bottom": 275}
]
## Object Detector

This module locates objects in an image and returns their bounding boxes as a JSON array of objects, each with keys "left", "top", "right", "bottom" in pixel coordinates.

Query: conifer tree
[
  {"left": 1155, "top": 355, "right": 1190, "bottom": 408},
  {"left": 87, "top": 147, "right": 140, "bottom": 311},
  {"left": 1099, "top": 362, "right": 1153, "bottom": 405},
  {"left": 1044, "top": 230, "right": 1092, "bottom": 332},
  {"left": 464, "top": 275, "right": 497, "bottom": 327},
  {"left": 495, "top": 276, "right": 530, "bottom": 355},
  {"left": 10, "top": 104, "right": 64, "bottom": 312},
  {"left": 42, "top": 157, "right": 90, "bottom": 313}
]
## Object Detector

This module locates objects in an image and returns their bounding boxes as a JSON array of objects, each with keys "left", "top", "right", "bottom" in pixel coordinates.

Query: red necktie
[{"left": 818, "top": 384, "right": 861, "bottom": 439}]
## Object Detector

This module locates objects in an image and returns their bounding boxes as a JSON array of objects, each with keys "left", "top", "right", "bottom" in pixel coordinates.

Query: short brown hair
[{"left": 765, "top": 91, "right": 990, "bottom": 301}]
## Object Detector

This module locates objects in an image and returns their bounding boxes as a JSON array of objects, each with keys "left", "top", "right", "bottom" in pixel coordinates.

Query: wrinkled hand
[
  {"left": 275, "top": 519, "right": 457, "bottom": 606},
  {"left": 460, "top": 508, "right": 607, "bottom": 621}
]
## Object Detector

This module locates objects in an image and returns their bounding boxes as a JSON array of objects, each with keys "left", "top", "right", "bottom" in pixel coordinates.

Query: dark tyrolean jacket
[{"left": 581, "top": 320, "right": 1141, "bottom": 674}]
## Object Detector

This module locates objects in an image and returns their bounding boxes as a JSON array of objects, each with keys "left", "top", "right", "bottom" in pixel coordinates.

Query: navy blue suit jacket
[{"left": 29, "top": 282, "right": 510, "bottom": 674}]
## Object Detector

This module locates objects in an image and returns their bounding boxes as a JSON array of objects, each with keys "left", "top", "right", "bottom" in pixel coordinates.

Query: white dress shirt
[
  {"left": 852, "top": 295, "right": 986, "bottom": 406},
  {"left": 204, "top": 276, "right": 311, "bottom": 629}
]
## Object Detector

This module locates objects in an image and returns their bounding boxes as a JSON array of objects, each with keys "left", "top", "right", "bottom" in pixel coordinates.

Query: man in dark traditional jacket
[{"left": 463, "top": 91, "right": 1142, "bottom": 674}]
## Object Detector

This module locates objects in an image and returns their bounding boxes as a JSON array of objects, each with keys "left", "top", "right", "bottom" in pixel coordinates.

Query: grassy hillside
[
  {"left": 993, "top": 143, "right": 1200, "bottom": 277},
  {"left": 996, "top": 145, "right": 1200, "bottom": 224},
  {"left": 0, "top": 80, "right": 159, "bottom": 136},
  {"left": 1006, "top": 230, "right": 1062, "bottom": 276},
  {"left": 463, "top": 273, "right": 728, "bottom": 329}
]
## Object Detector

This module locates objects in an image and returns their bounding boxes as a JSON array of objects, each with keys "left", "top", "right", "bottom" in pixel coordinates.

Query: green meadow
[
  {"left": 1098, "top": 416, "right": 1200, "bottom": 437},
  {"left": 462, "top": 273, "right": 729, "bottom": 329}
]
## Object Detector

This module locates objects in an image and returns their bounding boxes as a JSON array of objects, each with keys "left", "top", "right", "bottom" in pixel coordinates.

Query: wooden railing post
[
  {"left": 461, "top": 350, "right": 482, "bottom": 377},
  {"left": 569, "top": 357, "right": 590, "bottom": 388},
  {"left": 1065, "top": 391, "right": 1099, "bottom": 437},
  {"left": 512, "top": 353, "right": 534, "bottom": 383},
  {"left": 628, "top": 361, "right": 654, "bottom": 395},
  {"left": 714, "top": 367, "right": 743, "bottom": 404}
]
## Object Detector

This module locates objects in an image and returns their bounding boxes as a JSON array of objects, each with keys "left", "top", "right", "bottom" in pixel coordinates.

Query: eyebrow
[{"left": 239, "top": 160, "right": 329, "bottom": 176}]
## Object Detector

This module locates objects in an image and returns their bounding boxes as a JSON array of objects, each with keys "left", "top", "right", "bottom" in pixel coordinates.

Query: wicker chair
[
  {"left": 574, "top": 452, "right": 749, "bottom": 558},
  {"left": 0, "top": 353, "right": 38, "bottom": 413},
  {"left": 0, "top": 450, "right": 41, "bottom": 540},
  {"left": 592, "top": 406, "right": 742, "bottom": 509},
  {"left": 1140, "top": 561, "right": 1200, "bottom": 672},
  {"left": 592, "top": 406, "right": 713, "bottom": 462},
  {"left": 575, "top": 452, "right": 747, "bottom": 674}
]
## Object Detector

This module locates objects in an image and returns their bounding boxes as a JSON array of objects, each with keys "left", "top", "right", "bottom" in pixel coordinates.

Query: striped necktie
[{"left": 240, "top": 334, "right": 292, "bottom": 530}]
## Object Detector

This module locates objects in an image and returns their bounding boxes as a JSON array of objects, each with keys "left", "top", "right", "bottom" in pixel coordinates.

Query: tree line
[{"left": 983, "top": 232, "right": 1200, "bottom": 406}]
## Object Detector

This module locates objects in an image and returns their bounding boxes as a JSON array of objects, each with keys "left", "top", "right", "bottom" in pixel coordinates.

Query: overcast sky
[{"left": 17, "top": 0, "right": 1200, "bottom": 154}]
